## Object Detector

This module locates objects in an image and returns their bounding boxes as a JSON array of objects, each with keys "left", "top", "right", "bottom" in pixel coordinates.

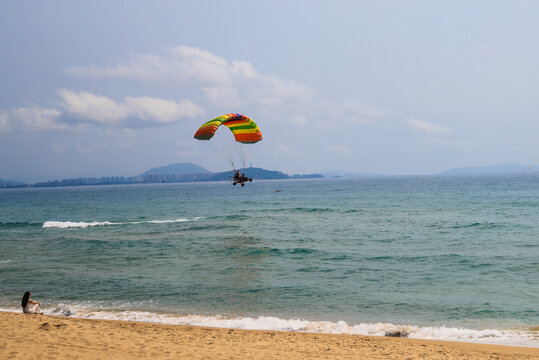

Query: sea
[{"left": 1, "top": 175, "right": 538, "bottom": 347}]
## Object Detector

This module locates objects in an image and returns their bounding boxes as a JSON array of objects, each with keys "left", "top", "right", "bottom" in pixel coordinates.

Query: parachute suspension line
[
  {"left": 234, "top": 141, "right": 248, "bottom": 172},
  {"left": 208, "top": 137, "right": 235, "bottom": 170},
  {"left": 241, "top": 144, "right": 247, "bottom": 171}
]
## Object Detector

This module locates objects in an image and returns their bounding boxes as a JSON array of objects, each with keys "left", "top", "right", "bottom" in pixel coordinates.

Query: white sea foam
[
  {"left": 0, "top": 308, "right": 20, "bottom": 313},
  {"left": 1, "top": 305, "right": 536, "bottom": 347},
  {"left": 142, "top": 218, "right": 190, "bottom": 224},
  {"left": 42, "top": 217, "right": 203, "bottom": 229},
  {"left": 43, "top": 221, "right": 115, "bottom": 228},
  {"left": 0, "top": 260, "right": 11, "bottom": 264}
]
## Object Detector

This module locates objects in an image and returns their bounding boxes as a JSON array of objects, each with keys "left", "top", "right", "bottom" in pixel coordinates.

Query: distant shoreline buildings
[
  {"left": 42, "top": 173, "right": 216, "bottom": 186},
  {"left": 2, "top": 173, "right": 220, "bottom": 188}
]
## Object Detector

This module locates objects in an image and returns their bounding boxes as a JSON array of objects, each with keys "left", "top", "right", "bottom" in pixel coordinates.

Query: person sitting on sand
[{"left": 21, "top": 291, "right": 42, "bottom": 314}]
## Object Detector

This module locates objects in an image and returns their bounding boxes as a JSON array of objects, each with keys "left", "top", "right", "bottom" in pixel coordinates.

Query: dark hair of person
[{"left": 21, "top": 291, "right": 30, "bottom": 308}]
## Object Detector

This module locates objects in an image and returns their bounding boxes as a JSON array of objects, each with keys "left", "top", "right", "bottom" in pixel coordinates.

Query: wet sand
[{"left": 1, "top": 312, "right": 537, "bottom": 359}]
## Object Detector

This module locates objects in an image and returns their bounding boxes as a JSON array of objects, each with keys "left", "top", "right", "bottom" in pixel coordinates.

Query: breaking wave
[
  {"left": 42, "top": 217, "right": 203, "bottom": 229},
  {"left": 1, "top": 305, "right": 537, "bottom": 347}
]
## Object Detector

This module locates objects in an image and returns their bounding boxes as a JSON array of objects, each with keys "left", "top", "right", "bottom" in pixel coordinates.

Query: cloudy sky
[{"left": 1, "top": 1, "right": 538, "bottom": 182}]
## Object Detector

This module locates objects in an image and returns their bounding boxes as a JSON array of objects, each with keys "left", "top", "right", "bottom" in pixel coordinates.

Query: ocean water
[{"left": 1, "top": 175, "right": 538, "bottom": 347}]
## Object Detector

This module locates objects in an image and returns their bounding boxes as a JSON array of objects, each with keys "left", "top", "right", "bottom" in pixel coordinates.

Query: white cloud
[
  {"left": 231, "top": 60, "right": 258, "bottom": 78},
  {"left": 64, "top": 45, "right": 409, "bottom": 136},
  {"left": 0, "top": 107, "right": 66, "bottom": 134},
  {"left": 58, "top": 89, "right": 204, "bottom": 126},
  {"left": 125, "top": 96, "right": 203, "bottom": 123},
  {"left": 407, "top": 118, "right": 452, "bottom": 134},
  {"left": 66, "top": 53, "right": 169, "bottom": 80},
  {"left": 65, "top": 45, "right": 314, "bottom": 106},
  {"left": 0, "top": 113, "right": 9, "bottom": 134},
  {"left": 10, "top": 106, "right": 64, "bottom": 132},
  {"left": 59, "top": 89, "right": 128, "bottom": 124},
  {"left": 172, "top": 46, "right": 231, "bottom": 84},
  {"left": 58, "top": 46, "right": 431, "bottom": 142},
  {"left": 67, "top": 46, "right": 237, "bottom": 85},
  {"left": 0, "top": 90, "right": 204, "bottom": 134},
  {"left": 172, "top": 46, "right": 228, "bottom": 68}
]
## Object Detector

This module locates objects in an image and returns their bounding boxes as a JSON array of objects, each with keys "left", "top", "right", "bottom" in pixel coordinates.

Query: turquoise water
[{"left": 1, "top": 175, "right": 538, "bottom": 346}]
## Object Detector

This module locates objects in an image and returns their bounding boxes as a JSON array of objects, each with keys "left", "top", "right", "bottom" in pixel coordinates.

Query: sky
[{"left": 1, "top": 1, "right": 538, "bottom": 182}]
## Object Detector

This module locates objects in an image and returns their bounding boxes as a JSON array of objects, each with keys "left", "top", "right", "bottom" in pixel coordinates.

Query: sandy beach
[{"left": 1, "top": 312, "right": 537, "bottom": 359}]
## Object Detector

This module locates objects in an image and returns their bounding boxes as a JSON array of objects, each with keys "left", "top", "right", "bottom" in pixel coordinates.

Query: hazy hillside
[
  {"left": 439, "top": 163, "right": 537, "bottom": 175},
  {"left": 139, "top": 163, "right": 210, "bottom": 176},
  {"left": 205, "top": 167, "right": 289, "bottom": 181}
]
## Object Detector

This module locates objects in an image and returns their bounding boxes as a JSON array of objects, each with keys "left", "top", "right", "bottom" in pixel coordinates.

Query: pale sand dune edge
[{"left": 1, "top": 312, "right": 538, "bottom": 359}]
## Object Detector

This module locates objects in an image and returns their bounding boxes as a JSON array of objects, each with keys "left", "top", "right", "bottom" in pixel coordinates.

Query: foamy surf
[
  {"left": 1, "top": 305, "right": 537, "bottom": 347},
  {"left": 43, "top": 221, "right": 115, "bottom": 228},
  {"left": 42, "top": 217, "right": 203, "bottom": 229}
]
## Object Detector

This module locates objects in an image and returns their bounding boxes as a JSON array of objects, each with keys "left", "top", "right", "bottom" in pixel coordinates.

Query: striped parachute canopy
[{"left": 194, "top": 113, "right": 262, "bottom": 144}]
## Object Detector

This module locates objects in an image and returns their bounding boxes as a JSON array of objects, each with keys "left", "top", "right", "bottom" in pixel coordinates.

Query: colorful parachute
[{"left": 194, "top": 113, "right": 262, "bottom": 144}]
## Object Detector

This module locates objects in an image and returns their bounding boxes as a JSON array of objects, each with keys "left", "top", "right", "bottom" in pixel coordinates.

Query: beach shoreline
[{"left": 1, "top": 311, "right": 537, "bottom": 359}]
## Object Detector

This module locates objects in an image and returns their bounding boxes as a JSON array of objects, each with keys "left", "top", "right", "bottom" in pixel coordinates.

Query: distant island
[
  {"left": 1, "top": 163, "right": 322, "bottom": 188},
  {"left": 321, "top": 163, "right": 538, "bottom": 178},
  {"left": 439, "top": 163, "right": 537, "bottom": 176}
]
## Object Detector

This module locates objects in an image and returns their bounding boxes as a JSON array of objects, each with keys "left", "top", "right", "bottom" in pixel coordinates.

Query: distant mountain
[
  {"left": 200, "top": 167, "right": 323, "bottom": 181},
  {"left": 439, "top": 163, "right": 538, "bottom": 175},
  {"left": 290, "top": 173, "right": 324, "bottom": 179},
  {"left": 204, "top": 167, "right": 289, "bottom": 181},
  {"left": 139, "top": 163, "right": 210, "bottom": 176},
  {"left": 318, "top": 170, "right": 384, "bottom": 178}
]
